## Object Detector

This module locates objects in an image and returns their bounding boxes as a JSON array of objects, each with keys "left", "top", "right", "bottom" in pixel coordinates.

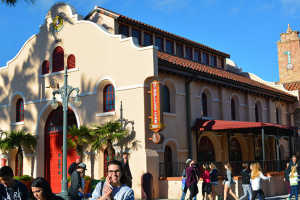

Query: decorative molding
[
  {"left": 96, "top": 111, "right": 116, "bottom": 117},
  {"left": 11, "top": 121, "right": 25, "bottom": 126},
  {"left": 39, "top": 67, "right": 79, "bottom": 78},
  {"left": 116, "top": 84, "right": 144, "bottom": 91}
]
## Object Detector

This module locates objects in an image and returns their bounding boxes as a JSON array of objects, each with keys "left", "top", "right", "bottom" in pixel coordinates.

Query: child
[{"left": 289, "top": 166, "right": 298, "bottom": 200}]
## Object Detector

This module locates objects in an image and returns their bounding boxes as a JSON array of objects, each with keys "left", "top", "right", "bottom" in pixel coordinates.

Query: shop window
[
  {"left": 42, "top": 60, "right": 49, "bottom": 74},
  {"left": 231, "top": 98, "right": 236, "bottom": 120},
  {"left": 176, "top": 43, "right": 183, "bottom": 57},
  {"left": 185, "top": 46, "right": 192, "bottom": 60},
  {"left": 155, "top": 36, "right": 164, "bottom": 51},
  {"left": 119, "top": 24, "right": 129, "bottom": 37},
  {"left": 52, "top": 46, "right": 64, "bottom": 72},
  {"left": 16, "top": 99, "right": 24, "bottom": 122},
  {"left": 161, "top": 85, "right": 170, "bottom": 113},
  {"left": 164, "top": 146, "right": 173, "bottom": 177},
  {"left": 198, "top": 136, "right": 215, "bottom": 161},
  {"left": 103, "top": 84, "right": 115, "bottom": 112},
  {"left": 143, "top": 32, "right": 153, "bottom": 46},
  {"left": 67, "top": 54, "right": 75, "bottom": 69},
  {"left": 166, "top": 40, "right": 174, "bottom": 54},
  {"left": 132, "top": 28, "right": 141, "bottom": 45}
]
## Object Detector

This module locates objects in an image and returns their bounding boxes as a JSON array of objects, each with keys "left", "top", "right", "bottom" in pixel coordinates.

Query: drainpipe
[{"left": 185, "top": 79, "right": 192, "bottom": 158}]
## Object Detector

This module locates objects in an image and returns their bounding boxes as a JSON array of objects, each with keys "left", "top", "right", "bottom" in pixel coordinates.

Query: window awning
[{"left": 193, "top": 119, "right": 296, "bottom": 136}]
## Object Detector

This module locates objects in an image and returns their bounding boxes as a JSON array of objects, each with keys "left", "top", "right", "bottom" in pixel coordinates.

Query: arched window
[
  {"left": 52, "top": 46, "right": 64, "bottom": 72},
  {"left": 16, "top": 99, "right": 24, "bottom": 122},
  {"left": 67, "top": 54, "right": 75, "bottom": 69},
  {"left": 202, "top": 93, "right": 208, "bottom": 117},
  {"left": 231, "top": 98, "right": 236, "bottom": 120},
  {"left": 230, "top": 138, "right": 242, "bottom": 161},
  {"left": 197, "top": 136, "right": 215, "bottom": 161},
  {"left": 15, "top": 149, "right": 23, "bottom": 176},
  {"left": 42, "top": 60, "right": 49, "bottom": 74},
  {"left": 164, "top": 146, "right": 173, "bottom": 177},
  {"left": 161, "top": 85, "right": 170, "bottom": 113},
  {"left": 103, "top": 84, "right": 115, "bottom": 112}
]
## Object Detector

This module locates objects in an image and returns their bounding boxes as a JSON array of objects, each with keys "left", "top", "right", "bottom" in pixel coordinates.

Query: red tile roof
[
  {"left": 283, "top": 81, "right": 300, "bottom": 91},
  {"left": 157, "top": 51, "right": 297, "bottom": 100}
]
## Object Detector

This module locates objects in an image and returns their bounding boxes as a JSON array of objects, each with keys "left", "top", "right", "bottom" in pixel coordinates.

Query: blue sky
[{"left": 1, "top": 0, "right": 300, "bottom": 82}]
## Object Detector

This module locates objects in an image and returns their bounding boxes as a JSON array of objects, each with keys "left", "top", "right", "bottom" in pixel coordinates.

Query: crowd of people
[
  {"left": 180, "top": 155, "right": 300, "bottom": 200},
  {"left": 0, "top": 152, "right": 134, "bottom": 200}
]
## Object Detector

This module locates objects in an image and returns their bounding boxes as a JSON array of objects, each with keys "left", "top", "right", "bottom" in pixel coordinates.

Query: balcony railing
[{"left": 159, "top": 160, "right": 288, "bottom": 178}]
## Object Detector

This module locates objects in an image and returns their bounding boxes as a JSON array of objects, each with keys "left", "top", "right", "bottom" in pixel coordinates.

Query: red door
[{"left": 45, "top": 106, "right": 78, "bottom": 193}]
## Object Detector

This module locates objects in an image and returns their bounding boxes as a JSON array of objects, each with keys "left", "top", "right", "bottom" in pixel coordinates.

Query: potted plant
[{"left": 14, "top": 174, "right": 33, "bottom": 190}]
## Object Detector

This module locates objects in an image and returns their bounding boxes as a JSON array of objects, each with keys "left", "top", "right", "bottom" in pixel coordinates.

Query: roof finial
[{"left": 287, "top": 24, "right": 292, "bottom": 33}]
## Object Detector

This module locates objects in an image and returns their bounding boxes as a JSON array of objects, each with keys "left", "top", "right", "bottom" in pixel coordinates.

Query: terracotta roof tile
[
  {"left": 283, "top": 81, "right": 300, "bottom": 91},
  {"left": 157, "top": 51, "right": 296, "bottom": 99}
]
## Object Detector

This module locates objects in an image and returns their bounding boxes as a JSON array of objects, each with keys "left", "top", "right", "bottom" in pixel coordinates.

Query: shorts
[
  {"left": 225, "top": 181, "right": 231, "bottom": 186},
  {"left": 202, "top": 182, "right": 212, "bottom": 194}
]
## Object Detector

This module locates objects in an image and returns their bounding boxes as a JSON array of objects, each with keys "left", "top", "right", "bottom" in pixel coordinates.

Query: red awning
[{"left": 193, "top": 119, "right": 291, "bottom": 131}]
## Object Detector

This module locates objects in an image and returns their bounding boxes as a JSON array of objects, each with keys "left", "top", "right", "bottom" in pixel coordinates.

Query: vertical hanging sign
[{"left": 149, "top": 80, "right": 163, "bottom": 133}]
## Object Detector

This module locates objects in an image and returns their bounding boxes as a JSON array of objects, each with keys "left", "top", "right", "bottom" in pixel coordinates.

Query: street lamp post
[
  {"left": 119, "top": 101, "right": 134, "bottom": 131},
  {"left": 51, "top": 65, "right": 80, "bottom": 200}
]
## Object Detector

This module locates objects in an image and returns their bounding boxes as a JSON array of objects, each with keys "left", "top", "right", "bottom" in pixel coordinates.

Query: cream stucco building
[{"left": 0, "top": 3, "right": 299, "bottom": 199}]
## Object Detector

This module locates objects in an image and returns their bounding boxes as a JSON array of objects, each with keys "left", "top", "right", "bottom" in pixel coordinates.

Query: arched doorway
[
  {"left": 198, "top": 136, "right": 215, "bottom": 162},
  {"left": 44, "top": 106, "right": 78, "bottom": 193},
  {"left": 230, "top": 138, "right": 242, "bottom": 161},
  {"left": 164, "top": 145, "right": 173, "bottom": 177},
  {"left": 103, "top": 147, "right": 115, "bottom": 177}
]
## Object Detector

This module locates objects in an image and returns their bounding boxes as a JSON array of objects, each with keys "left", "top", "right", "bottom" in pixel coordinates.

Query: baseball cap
[
  {"left": 77, "top": 163, "right": 87, "bottom": 170},
  {"left": 186, "top": 158, "right": 192, "bottom": 164}
]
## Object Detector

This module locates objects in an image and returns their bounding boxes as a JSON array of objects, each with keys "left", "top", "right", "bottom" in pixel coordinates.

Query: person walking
[
  {"left": 181, "top": 160, "right": 199, "bottom": 200},
  {"left": 250, "top": 162, "right": 271, "bottom": 200},
  {"left": 120, "top": 152, "right": 132, "bottom": 188},
  {"left": 209, "top": 163, "right": 218, "bottom": 200},
  {"left": 31, "top": 177, "right": 64, "bottom": 200},
  {"left": 284, "top": 162, "right": 291, "bottom": 194},
  {"left": 288, "top": 166, "right": 298, "bottom": 200},
  {"left": 180, "top": 158, "right": 192, "bottom": 200},
  {"left": 91, "top": 160, "right": 134, "bottom": 200},
  {"left": 0, "top": 166, "right": 29, "bottom": 200},
  {"left": 288, "top": 155, "right": 300, "bottom": 174},
  {"left": 239, "top": 162, "right": 252, "bottom": 200},
  {"left": 223, "top": 162, "right": 238, "bottom": 200},
  {"left": 201, "top": 163, "right": 212, "bottom": 200},
  {"left": 68, "top": 157, "right": 82, "bottom": 176},
  {"left": 69, "top": 163, "right": 87, "bottom": 200}
]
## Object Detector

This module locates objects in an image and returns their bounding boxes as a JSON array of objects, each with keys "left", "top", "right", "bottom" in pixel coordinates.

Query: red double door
[{"left": 45, "top": 106, "right": 78, "bottom": 193}]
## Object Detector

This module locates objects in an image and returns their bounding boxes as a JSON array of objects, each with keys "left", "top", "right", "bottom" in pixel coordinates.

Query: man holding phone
[{"left": 91, "top": 160, "right": 134, "bottom": 200}]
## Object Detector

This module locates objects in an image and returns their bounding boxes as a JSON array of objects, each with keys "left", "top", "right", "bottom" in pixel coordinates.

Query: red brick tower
[{"left": 278, "top": 24, "right": 300, "bottom": 84}]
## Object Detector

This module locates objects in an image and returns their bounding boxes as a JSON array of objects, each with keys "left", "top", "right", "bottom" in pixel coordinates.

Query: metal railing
[{"left": 159, "top": 160, "right": 288, "bottom": 178}]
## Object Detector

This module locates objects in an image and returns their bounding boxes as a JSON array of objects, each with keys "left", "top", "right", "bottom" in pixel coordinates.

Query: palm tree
[
  {"left": 0, "top": 129, "right": 37, "bottom": 154},
  {"left": 90, "top": 121, "right": 128, "bottom": 161},
  {"left": 67, "top": 125, "right": 93, "bottom": 159}
]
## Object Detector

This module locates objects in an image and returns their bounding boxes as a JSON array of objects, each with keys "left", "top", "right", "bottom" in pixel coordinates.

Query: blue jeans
[
  {"left": 289, "top": 185, "right": 298, "bottom": 200},
  {"left": 240, "top": 184, "right": 252, "bottom": 200},
  {"left": 180, "top": 185, "right": 197, "bottom": 200}
]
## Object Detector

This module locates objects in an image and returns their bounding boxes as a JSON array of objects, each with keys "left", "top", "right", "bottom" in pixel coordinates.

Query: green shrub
[{"left": 14, "top": 175, "right": 33, "bottom": 181}]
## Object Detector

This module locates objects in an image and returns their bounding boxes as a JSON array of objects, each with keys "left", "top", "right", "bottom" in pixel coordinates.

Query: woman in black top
[{"left": 240, "top": 162, "right": 252, "bottom": 200}]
